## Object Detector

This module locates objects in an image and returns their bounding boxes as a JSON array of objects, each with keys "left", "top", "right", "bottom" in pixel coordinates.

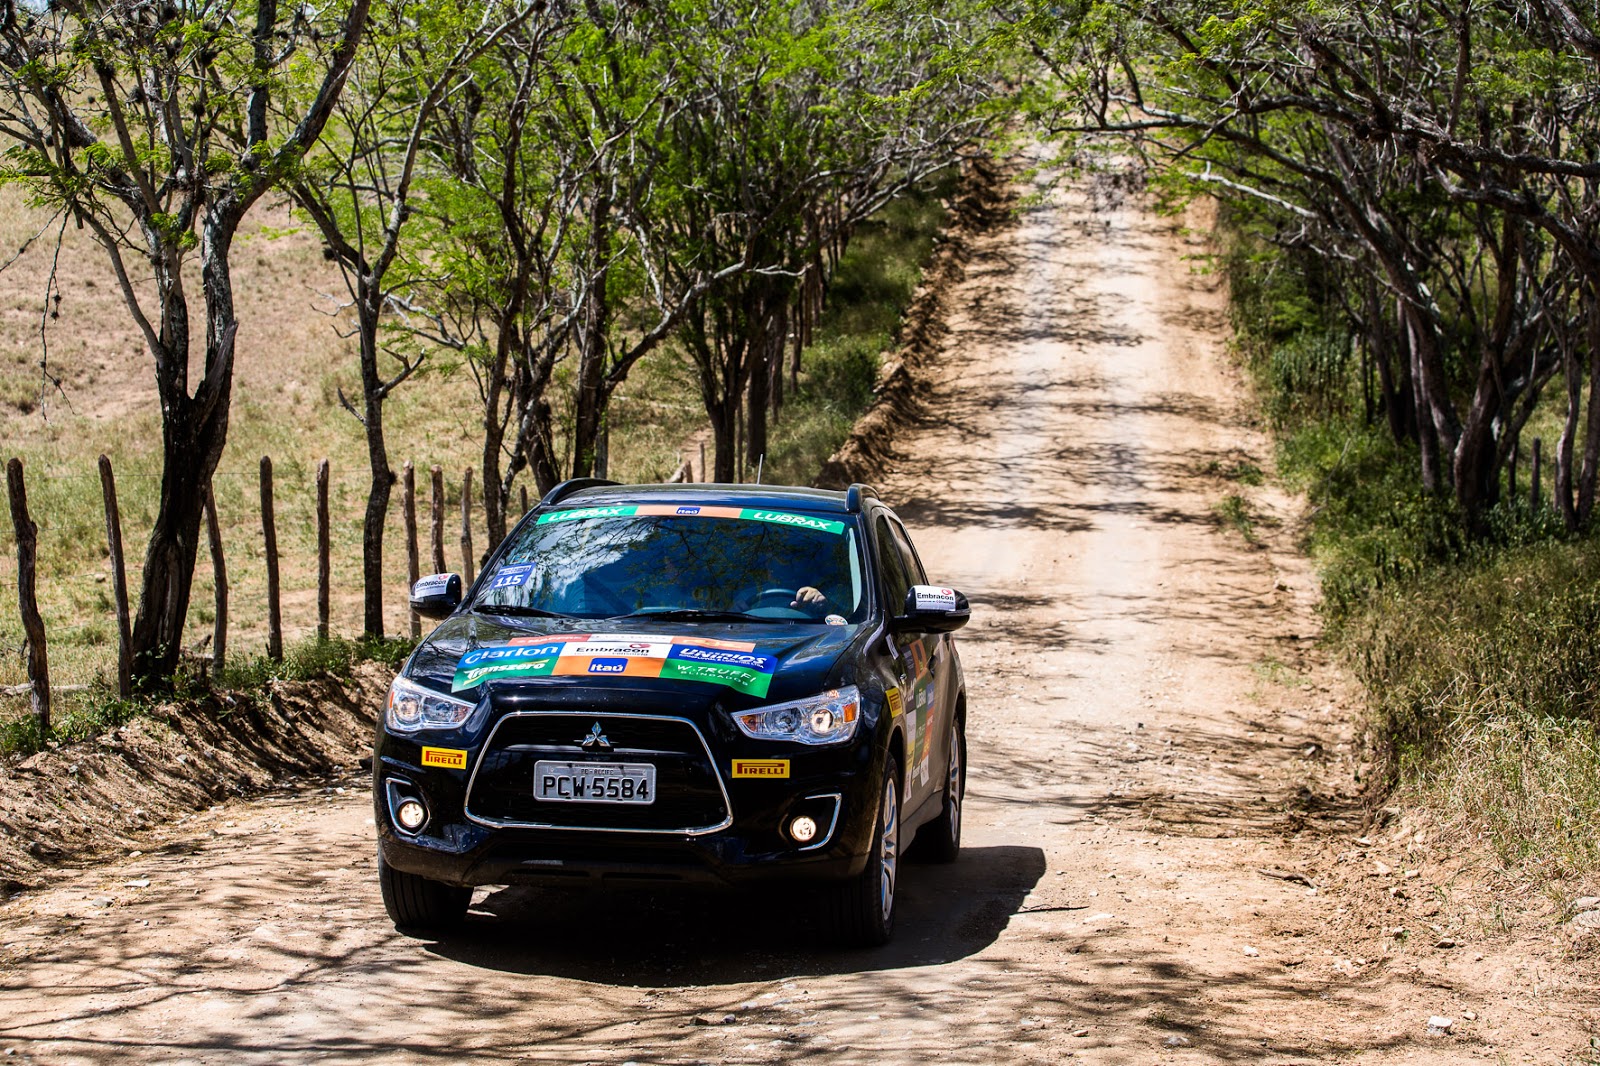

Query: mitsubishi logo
[{"left": 579, "top": 722, "right": 612, "bottom": 751}]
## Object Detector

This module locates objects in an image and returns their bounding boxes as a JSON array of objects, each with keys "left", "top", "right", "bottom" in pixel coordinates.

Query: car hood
[{"left": 405, "top": 612, "right": 868, "bottom": 711}]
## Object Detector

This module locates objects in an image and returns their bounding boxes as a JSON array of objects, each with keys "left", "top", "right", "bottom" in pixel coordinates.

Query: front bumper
[{"left": 375, "top": 714, "right": 883, "bottom": 889}]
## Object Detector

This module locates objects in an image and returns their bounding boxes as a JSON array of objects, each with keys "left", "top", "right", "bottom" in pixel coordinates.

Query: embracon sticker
[
  {"left": 413, "top": 573, "right": 454, "bottom": 596},
  {"left": 911, "top": 585, "right": 959, "bottom": 611}
]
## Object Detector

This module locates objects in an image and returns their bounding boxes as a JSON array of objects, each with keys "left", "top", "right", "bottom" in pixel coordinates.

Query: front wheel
[
  {"left": 826, "top": 757, "right": 901, "bottom": 947},
  {"left": 378, "top": 849, "right": 471, "bottom": 933}
]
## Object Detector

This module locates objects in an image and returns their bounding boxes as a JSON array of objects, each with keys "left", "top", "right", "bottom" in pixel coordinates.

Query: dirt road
[{"left": 2, "top": 171, "right": 1593, "bottom": 1064}]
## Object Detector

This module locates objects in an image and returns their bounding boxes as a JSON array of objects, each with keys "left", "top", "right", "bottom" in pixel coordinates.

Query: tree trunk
[
  {"left": 1406, "top": 314, "right": 1443, "bottom": 495},
  {"left": 128, "top": 307, "right": 240, "bottom": 685},
  {"left": 571, "top": 191, "right": 613, "bottom": 478},
  {"left": 1576, "top": 294, "right": 1600, "bottom": 526},
  {"left": 357, "top": 297, "right": 394, "bottom": 639},
  {"left": 481, "top": 320, "right": 513, "bottom": 552},
  {"left": 746, "top": 303, "right": 771, "bottom": 474},
  {"left": 1556, "top": 319, "right": 1583, "bottom": 529}
]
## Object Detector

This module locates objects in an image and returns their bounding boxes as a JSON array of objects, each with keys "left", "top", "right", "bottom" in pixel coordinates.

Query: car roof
[{"left": 549, "top": 481, "right": 857, "bottom": 515}]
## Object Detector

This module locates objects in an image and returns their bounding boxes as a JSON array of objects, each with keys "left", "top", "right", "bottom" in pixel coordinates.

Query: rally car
[{"left": 373, "top": 479, "right": 969, "bottom": 946}]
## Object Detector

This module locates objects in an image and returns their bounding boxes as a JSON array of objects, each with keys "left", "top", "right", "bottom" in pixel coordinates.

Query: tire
[
  {"left": 827, "top": 757, "right": 901, "bottom": 948},
  {"left": 911, "top": 720, "right": 964, "bottom": 864},
  {"left": 378, "top": 849, "right": 471, "bottom": 933}
]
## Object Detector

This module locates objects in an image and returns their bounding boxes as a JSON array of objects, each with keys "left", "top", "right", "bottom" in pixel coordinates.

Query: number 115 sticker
[{"left": 489, "top": 564, "right": 535, "bottom": 590}]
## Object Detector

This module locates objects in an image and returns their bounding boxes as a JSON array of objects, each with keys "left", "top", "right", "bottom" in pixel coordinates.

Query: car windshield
[{"left": 473, "top": 504, "right": 866, "bottom": 623}]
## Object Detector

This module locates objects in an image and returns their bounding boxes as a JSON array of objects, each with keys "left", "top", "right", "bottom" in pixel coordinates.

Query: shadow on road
[{"left": 421, "top": 843, "right": 1046, "bottom": 986}]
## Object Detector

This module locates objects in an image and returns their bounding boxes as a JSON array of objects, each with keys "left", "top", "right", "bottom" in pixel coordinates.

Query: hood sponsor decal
[
  {"left": 535, "top": 504, "right": 845, "bottom": 535},
  {"left": 452, "top": 632, "right": 777, "bottom": 697}
]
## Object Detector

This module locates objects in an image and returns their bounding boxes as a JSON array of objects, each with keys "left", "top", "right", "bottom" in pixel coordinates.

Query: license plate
[{"left": 533, "top": 761, "right": 656, "bottom": 805}]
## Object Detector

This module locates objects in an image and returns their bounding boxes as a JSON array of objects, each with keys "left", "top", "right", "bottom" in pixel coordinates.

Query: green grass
[
  {"left": 1217, "top": 209, "right": 1600, "bottom": 887},
  {"left": 1212, "top": 493, "right": 1258, "bottom": 544},
  {"left": 1347, "top": 538, "right": 1600, "bottom": 878},
  {"left": 0, "top": 633, "right": 412, "bottom": 758}
]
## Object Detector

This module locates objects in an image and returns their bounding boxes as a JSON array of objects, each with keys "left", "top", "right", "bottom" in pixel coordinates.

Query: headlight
[
  {"left": 385, "top": 675, "right": 476, "bottom": 733},
  {"left": 732, "top": 686, "right": 860, "bottom": 746}
]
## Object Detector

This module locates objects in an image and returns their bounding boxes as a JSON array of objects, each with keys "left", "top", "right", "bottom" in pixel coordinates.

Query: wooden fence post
[
  {"left": 460, "top": 466, "right": 475, "bottom": 585},
  {"left": 6, "top": 458, "right": 48, "bottom": 733},
  {"left": 699, "top": 441, "right": 706, "bottom": 483},
  {"left": 403, "top": 461, "right": 419, "bottom": 638},
  {"left": 316, "top": 459, "right": 330, "bottom": 642},
  {"left": 204, "top": 484, "right": 227, "bottom": 674},
  {"left": 1509, "top": 438, "right": 1519, "bottom": 499},
  {"left": 520, "top": 484, "right": 529, "bottom": 516},
  {"left": 97, "top": 455, "right": 132, "bottom": 699},
  {"left": 430, "top": 464, "right": 446, "bottom": 574},
  {"left": 1531, "top": 438, "right": 1543, "bottom": 510},
  {"left": 260, "top": 456, "right": 282, "bottom": 661}
]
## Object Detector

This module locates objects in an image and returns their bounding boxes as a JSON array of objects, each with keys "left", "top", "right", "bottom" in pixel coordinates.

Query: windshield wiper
[
  {"left": 609, "top": 608, "right": 779, "bottom": 623},
  {"left": 473, "top": 603, "right": 571, "bottom": 619}
]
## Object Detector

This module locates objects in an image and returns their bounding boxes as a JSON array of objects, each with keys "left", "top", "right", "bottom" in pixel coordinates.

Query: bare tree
[{"left": 0, "top": 0, "right": 370, "bottom": 682}]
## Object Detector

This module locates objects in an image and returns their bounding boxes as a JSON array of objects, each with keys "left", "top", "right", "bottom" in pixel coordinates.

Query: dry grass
[{"left": 1344, "top": 536, "right": 1600, "bottom": 884}]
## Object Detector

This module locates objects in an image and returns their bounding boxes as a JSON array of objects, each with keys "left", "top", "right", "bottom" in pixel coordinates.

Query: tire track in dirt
[{"left": 1, "top": 166, "right": 1592, "bottom": 1065}]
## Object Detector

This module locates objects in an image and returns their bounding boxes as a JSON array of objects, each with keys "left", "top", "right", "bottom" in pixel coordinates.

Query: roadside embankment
[{"left": 0, "top": 661, "right": 388, "bottom": 892}]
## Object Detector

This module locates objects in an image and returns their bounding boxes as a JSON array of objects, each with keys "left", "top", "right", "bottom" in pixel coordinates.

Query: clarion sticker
[
  {"left": 421, "top": 746, "right": 468, "bottom": 770},
  {"left": 731, "top": 759, "right": 790, "bottom": 779}
]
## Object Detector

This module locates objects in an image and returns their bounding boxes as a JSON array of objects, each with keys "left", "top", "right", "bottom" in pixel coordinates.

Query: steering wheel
[{"left": 748, "top": 586, "right": 801, "bottom": 609}]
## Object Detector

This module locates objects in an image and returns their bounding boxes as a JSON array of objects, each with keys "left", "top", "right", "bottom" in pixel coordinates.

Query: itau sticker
[{"left": 453, "top": 634, "right": 778, "bottom": 696}]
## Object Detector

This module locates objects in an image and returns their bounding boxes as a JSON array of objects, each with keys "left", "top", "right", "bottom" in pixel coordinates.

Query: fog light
[
  {"left": 789, "top": 815, "right": 818, "bottom": 843},
  {"left": 395, "top": 798, "right": 427, "bottom": 832}
]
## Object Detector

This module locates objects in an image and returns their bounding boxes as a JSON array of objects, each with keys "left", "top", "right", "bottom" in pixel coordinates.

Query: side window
[
  {"left": 888, "top": 518, "right": 928, "bottom": 586},
  {"left": 874, "top": 515, "right": 911, "bottom": 615}
]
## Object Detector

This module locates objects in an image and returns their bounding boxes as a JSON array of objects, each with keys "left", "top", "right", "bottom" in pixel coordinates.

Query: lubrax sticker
[
  {"left": 731, "top": 759, "right": 790, "bottom": 779},
  {"left": 536, "top": 504, "right": 845, "bottom": 535},
  {"left": 421, "top": 747, "right": 468, "bottom": 770}
]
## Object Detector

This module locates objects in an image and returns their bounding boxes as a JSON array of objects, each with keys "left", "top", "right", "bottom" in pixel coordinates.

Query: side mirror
[
  {"left": 411, "top": 573, "right": 463, "bottom": 620},
  {"left": 890, "top": 585, "right": 970, "bottom": 634}
]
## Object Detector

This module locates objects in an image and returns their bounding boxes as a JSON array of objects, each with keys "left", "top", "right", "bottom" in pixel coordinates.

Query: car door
[
  {"left": 886, "top": 515, "right": 949, "bottom": 800},
  {"left": 873, "top": 513, "right": 938, "bottom": 813}
]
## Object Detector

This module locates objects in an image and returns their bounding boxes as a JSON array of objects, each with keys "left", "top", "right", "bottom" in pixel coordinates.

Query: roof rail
[
  {"left": 845, "top": 483, "right": 878, "bottom": 513},
  {"left": 540, "top": 478, "right": 619, "bottom": 508}
]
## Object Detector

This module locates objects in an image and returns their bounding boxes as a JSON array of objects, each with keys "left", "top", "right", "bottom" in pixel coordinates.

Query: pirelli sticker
[
  {"left": 731, "top": 759, "right": 790, "bottom": 779},
  {"left": 421, "top": 746, "right": 468, "bottom": 770},
  {"left": 885, "top": 686, "right": 905, "bottom": 718}
]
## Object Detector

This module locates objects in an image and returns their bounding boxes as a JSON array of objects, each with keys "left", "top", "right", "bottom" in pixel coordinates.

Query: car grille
[{"left": 464, "top": 712, "right": 732, "bottom": 834}]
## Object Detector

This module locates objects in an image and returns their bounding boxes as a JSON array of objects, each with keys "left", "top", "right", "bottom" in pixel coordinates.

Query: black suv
[{"left": 374, "top": 479, "right": 969, "bottom": 946}]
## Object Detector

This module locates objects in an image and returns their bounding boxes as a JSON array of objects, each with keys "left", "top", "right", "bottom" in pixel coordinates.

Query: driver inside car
[{"left": 792, "top": 586, "right": 829, "bottom": 610}]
